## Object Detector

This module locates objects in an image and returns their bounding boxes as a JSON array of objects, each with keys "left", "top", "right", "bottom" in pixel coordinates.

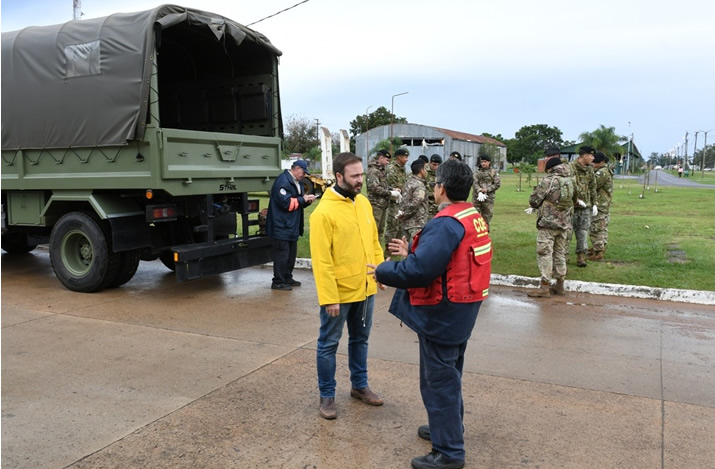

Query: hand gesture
[{"left": 388, "top": 236, "right": 409, "bottom": 257}]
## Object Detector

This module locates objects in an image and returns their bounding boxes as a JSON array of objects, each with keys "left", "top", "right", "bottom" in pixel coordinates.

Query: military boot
[
  {"left": 588, "top": 251, "right": 603, "bottom": 261},
  {"left": 577, "top": 252, "right": 587, "bottom": 267},
  {"left": 528, "top": 281, "right": 551, "bottom": 298},
  {"left": 550, "top": 278, "right": 565, "bottom": 296}
]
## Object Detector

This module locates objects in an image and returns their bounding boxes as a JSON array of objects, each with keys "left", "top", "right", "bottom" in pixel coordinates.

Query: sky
[{"left": 2, "top": 0, "right": 714, "bottom": 158}]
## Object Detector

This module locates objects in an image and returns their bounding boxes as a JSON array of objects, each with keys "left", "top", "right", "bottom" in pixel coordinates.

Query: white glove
[
  {"left": 390, "top": 190, "right": 400, "bottom": 200},
  {"left": 524, "top": 207, "right": 534, "bottom": 215},
  {"left": 576, "top": 199, "right": 587, "bottom": 208},
  {"left": 396, "top": 210, "right": 404, "bottom": 219},
  {"left": 396, "top": 194, "right": 402, "bottom": 204},
  {"left": 477, "top": 192, "right": 487, "bottom": 202},
  {"left": 592, "top": 205, "right": 598, "bottom": 216}
]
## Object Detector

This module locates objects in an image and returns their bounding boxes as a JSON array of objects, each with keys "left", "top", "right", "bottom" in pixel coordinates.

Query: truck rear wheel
[
  {"left": 107, "top": 249, "right": 141, "bottom": 288},
  {"left": 159, "top": 251, "right": 176, "bottom": 272},
  {"left": 1, "top": 231, "right": 38, "bottom": 254},
  {"left": 300, "top": 178, "right": 314, "bottom": 195},
  {"left": 50, "top": 212, "right": 120, "bottom": 292}
]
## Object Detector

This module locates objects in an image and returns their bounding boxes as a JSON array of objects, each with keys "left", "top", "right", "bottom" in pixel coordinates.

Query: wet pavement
[{"left": 2, "top": 250, "right": 714, "bottom": 468}]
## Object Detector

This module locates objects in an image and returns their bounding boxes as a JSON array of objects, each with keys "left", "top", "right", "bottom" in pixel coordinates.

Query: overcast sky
[{"left": 2, "top": 0, "right": 714, "bottom": 157}]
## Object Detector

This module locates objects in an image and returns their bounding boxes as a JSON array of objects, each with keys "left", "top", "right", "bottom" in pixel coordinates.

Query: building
[
  {"left": 355, "top": 123, "right": 507, "bottom": 171},
  {"left": 555, "top": 141, "right": 642, "bottom": 174}
]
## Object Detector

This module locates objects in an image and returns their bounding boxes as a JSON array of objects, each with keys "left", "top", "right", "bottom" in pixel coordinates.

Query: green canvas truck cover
[{"left": 1, "top": 4, "right": 282, "bottom": 151}]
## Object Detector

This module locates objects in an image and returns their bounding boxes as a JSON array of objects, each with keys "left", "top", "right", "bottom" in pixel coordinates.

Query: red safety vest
[{"left": 408, "top": 203, "right": 492, "bottom": 305}]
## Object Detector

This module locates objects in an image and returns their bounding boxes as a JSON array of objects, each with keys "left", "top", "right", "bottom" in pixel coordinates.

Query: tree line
[{"left": 283, "top": 109, "right": 712, "bottom": 170}]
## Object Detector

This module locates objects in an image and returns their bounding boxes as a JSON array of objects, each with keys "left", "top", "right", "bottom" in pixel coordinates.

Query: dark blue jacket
[
  {"left": 266, "top": 170, "right": 310, "bottom": 242},
  {"left": 375, "top": 216, "right": 481, "bottom": 345}
]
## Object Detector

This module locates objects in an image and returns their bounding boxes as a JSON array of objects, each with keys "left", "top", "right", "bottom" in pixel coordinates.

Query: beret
[{"left": 545, "top": 157, "right": 562, "bottom": 171}]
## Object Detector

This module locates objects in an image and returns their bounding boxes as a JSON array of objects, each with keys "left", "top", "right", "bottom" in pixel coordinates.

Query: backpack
[{"left": 555, "top": 176, "right": 574, "bottom": 211}]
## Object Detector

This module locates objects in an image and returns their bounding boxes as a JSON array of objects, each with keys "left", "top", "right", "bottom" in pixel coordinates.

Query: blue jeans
[{"left": 316, "top": 295, "right": 375, "bottom": 398}]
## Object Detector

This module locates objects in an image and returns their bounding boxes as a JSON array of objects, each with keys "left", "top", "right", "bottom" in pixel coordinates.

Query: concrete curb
[{"left": 289, "top": 259, "right": 715, "bottom": 306}]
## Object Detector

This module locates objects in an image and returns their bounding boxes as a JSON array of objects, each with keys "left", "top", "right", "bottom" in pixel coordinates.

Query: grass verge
[{"left": 251, "top": 173, "right": 715, "bottom": 291}]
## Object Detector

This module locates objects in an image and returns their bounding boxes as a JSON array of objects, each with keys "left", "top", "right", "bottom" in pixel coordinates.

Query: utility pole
[
  {"left": 73, "top": 0, "right": 82, "bottom": 20},
  {"left": 684, "top": 131, "right": 689, "bottom": 175},
  {"left": 364, "top": 105, "right": 372, "bottom": 159},
  {"left": 693, "top": 131, "right": 699, "bottom": 172},
  {"left": 390, "top": 91, "right": 408, "bottom": 152}
]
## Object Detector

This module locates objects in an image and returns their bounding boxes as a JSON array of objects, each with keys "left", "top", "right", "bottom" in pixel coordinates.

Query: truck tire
[
  {"left": 49, "top": 212, "right": 120, "bottom": 292},
  {"left": 301, "top": 178, "right": 314, "bottom": 195},
  {"left": 1, "top": 231, "right": 38, "bottom": 254},
  {"left": 159, "top": 251, "right": 176, "bottom": 272},
  {"left": 107, "top": 249, "right": 141, "bottom": 288}
]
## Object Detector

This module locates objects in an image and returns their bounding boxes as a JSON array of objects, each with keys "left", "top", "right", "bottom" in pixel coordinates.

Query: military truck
[{"left": 1, "top": 6, "right": 284, "bottom": 292}]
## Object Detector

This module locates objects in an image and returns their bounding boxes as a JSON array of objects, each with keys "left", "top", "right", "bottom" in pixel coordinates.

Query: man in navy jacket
[
  {"left": 371, "top": 159, "right": 492, "bottom": 469},
  {"left": 266, "top": 159, "right": 316, "bottom": 290}
]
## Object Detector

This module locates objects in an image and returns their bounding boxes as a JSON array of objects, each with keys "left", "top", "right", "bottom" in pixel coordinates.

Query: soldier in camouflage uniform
[
  {"left": 472, "top": 154, "right": 501, "bottom": 229},
  {"left": 366, "top": 149, "right": 395, "bottom": 241},
  {"left": 588, "top": 152, "right": 614, "bottom": 261},
  {"left": 384, "top": 148, "right": 409, "bottom": 250},
  {"left": 568, "top": 146, "right": 597, "bottom": 267},
  {"left": 526, "top": 157, "right": 576, "bottom": 297},
  {"left": 399, "top": 159, "right": 430, "bottom": 240},
  {"left": 426, "top": 154, "right": 442, "bottom": 217}
]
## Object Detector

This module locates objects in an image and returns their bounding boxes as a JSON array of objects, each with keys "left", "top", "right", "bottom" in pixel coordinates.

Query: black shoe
[
  {"left": 411, "top": 450, "right": 464, "bottom": 469},
  {"left": 417, "top": 424, "right": 431, "bottom": 441},
  {"left": 271, "top": 283, "right": 292, "bottom": 291},
  {"left": 286, "top": 279, "right": 302, "bottom": 287}
]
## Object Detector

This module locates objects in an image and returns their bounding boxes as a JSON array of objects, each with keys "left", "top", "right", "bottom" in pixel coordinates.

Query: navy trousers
[
  {"left": 419, "top": 335, "right": 468, "bottom": 461},
  {"left": 271, "top": 238, "right": 297, "bottom": 285}
]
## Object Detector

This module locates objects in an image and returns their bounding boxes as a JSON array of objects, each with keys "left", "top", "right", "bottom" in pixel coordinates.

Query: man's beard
[{"left": 340, "top": 180, "right": 362, "bottom": 196}]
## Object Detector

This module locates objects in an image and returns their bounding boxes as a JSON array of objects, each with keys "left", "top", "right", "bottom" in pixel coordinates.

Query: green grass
[{"left": 251, "top": 174, "right": 715, "bottom": 291}]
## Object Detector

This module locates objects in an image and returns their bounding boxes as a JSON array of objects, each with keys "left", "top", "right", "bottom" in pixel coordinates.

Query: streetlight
[
  {"left": 364, "top": 105, "right": 372, "bottom": 159},
  {"left": 701, "top": 129, "right": 714, "bottom": 175},
  {"left": 390, "top": 91, "right": 409, "bottom": 150}
]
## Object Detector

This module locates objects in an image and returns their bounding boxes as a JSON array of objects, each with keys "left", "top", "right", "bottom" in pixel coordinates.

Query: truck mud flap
[{"left": 171, "top": 236, "right": 272, "bottom": 282}]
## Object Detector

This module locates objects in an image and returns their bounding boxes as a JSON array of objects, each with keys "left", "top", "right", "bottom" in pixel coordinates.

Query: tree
[
  {"left": 283, "top": 115, "right": 319, "bottom": 155},
  {"left": 578, "top": 125, "right": 626, "bottom": 158},
  {"left": 349, "top": 106, "right": 407, "bottom": 139},
  {"left": 369, "top": 137, "right": 403, "bottom": 159},
  {"left": 508, "top": 124, "right": 565, "bottom": 164}
]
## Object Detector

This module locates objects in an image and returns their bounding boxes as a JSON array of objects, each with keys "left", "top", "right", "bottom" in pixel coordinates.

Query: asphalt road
[
  {"left": 635, "top": 169, "right": 715, "bottom": 188},
  {"left": 2, "top": 250, "right": 715, "bottom": 468}
]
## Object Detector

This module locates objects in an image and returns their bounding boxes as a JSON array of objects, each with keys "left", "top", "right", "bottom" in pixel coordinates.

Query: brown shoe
[
  {"left": 549, "top": 278, "right": 565, "bottom": 296},
  {"left": 350, "top": 386, "right": 384, "bottom": 406},
  {"left": 577, "top": 252, "right": 587, "bottom": 267},
  {"left": 588, "top": 251, "right": 603, "bottom": 261},
  {"left": 319, "top": 397, "right": 336, "bottom": 419},
  {"left": 528, "top": 280, "right": 551, "bottom": 298}
]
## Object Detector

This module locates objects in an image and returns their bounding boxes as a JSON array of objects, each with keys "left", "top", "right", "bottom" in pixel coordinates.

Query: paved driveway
[{"left": 3, "top": 250, "right": 714, "bottom": 468}]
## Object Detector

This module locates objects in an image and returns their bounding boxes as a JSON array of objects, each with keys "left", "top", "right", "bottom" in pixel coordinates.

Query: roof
[
  {"left": 433, "top": 127, "right": 506, "bottom": 147},
  {"left": 1, "top": 5, "right": 280, "bottom": 150},
  {"left": 558, "top": 141, "right": 642, "bottom": 159}
]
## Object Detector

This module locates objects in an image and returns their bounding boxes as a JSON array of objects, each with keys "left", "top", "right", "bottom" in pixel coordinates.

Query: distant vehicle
[
  {"left": 654, "top": 165, "right": 663, "bottom": 170},
  {"left": 1, "top": 6, "right": 284, "bottom": 292}
]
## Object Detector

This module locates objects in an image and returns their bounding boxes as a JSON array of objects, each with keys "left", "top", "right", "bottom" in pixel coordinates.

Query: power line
[{"left": 247, "top": 0, "right": 311, "bottom": 27}]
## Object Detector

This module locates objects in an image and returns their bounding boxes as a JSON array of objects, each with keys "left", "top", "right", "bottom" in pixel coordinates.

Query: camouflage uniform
[
  {"left": 384, "top": 160, "right": 408, "bottom": 245},
  {"left": 568, "top": 161, "right": 596, "bottom": 254},
  {"left": 399, "top": 174, "right": 429, "bottom": 240},
  {"left": 589, "top": 165, "right": 614, "bottom": 253},
  {"left": 472, "top": 167, "right": 501, "bottom": 228},
  {"left": 528, "top": 163, "right": 574, "bottom": 283},
  {"left": 424, "top": 166, "right": 438, "bottom": 217},
  {"left": 366, "top": 158, "right": 391, "bottom": 240}
]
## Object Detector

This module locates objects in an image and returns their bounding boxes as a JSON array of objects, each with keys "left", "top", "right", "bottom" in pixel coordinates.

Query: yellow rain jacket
[{"left": 310, "top": 188, "right": 384, "bottom": 306}]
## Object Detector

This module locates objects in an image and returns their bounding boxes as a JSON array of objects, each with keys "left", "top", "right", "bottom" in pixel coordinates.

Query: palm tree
[{"left": 579, "top": 125, "right": 627, "bottom": 157}]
